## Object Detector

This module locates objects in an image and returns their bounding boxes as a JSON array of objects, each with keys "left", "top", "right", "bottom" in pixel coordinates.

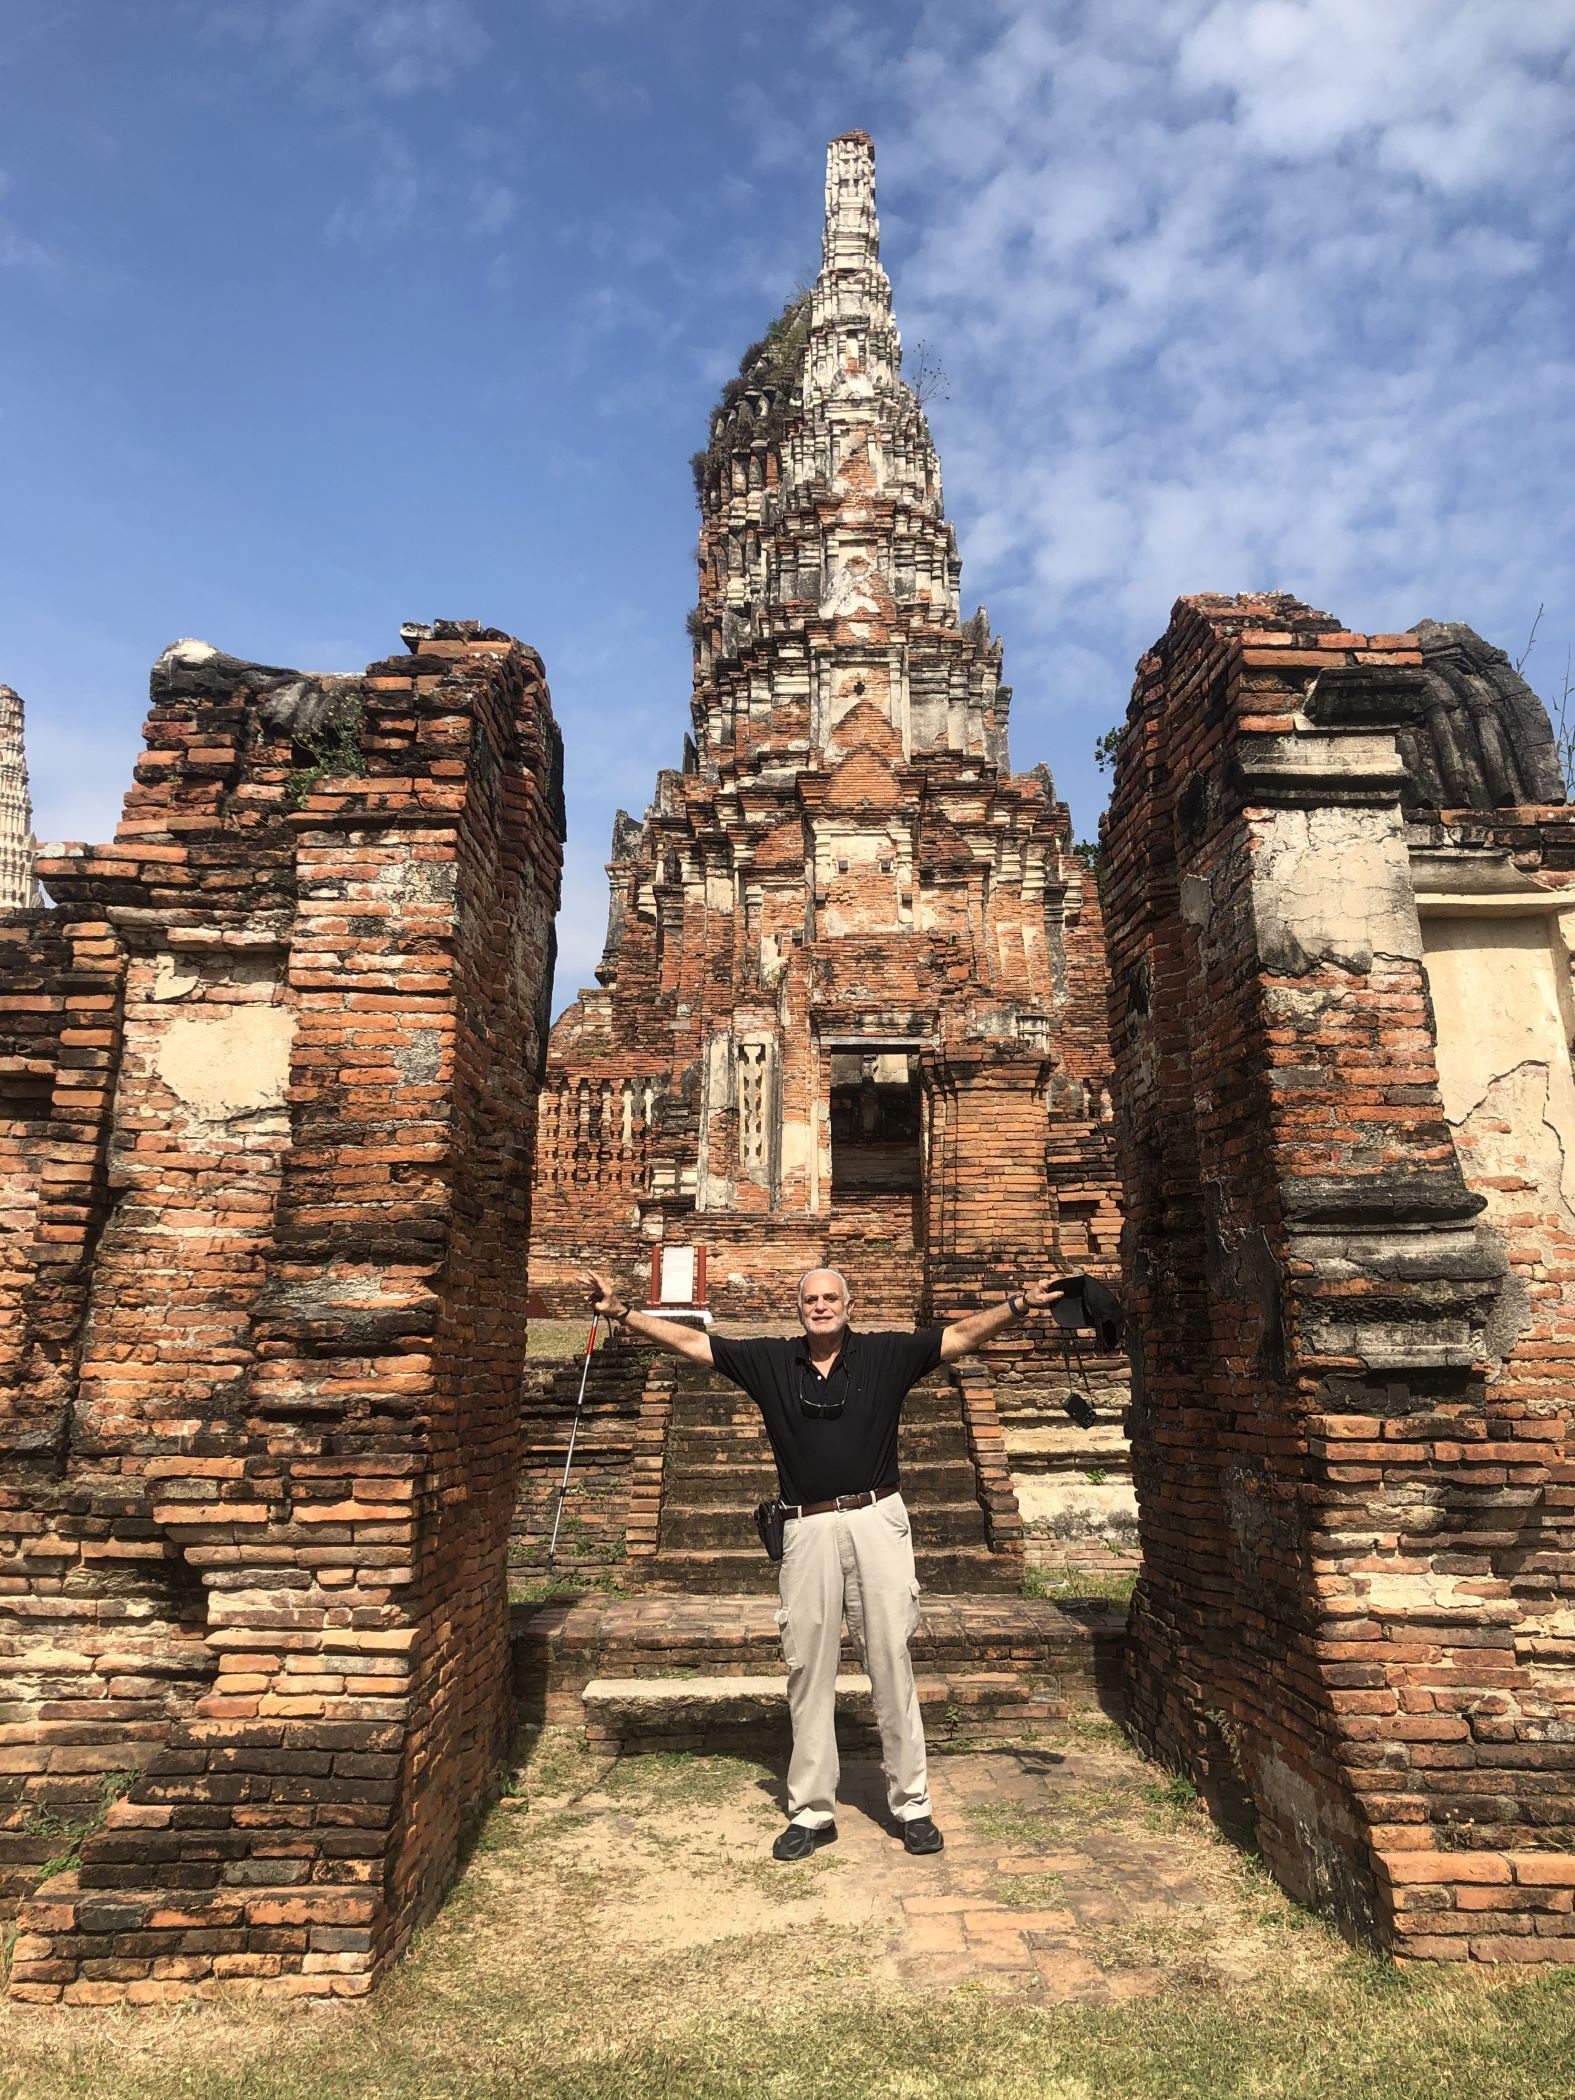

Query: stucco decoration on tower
[{"left": 684, "top": 130, "right": 1009, "bottom": 774}]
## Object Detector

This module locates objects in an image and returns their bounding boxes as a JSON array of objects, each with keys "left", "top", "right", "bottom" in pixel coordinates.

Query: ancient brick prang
[
  {"left": 1103, "top": 592, "right": 1575, "bottom": 1961},
  {"left": 531, "top": 136, "right": 1121, "bottom": 1362},
  {"left": 0, "top": 685, "right": 41, "bottom": 912},
  {"left": 1, "top": 621, "right": 564, "bottom": 2001}
]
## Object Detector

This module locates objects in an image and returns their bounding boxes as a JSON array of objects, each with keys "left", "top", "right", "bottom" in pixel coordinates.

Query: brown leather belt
[{"left": 782, "top": 1484, "right": 900, "bottom": 1521}]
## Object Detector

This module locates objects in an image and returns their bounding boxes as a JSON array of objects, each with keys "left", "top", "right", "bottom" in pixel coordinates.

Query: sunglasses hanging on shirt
[{"left": 797, "top": 1359, "right": 849, "bottom": 1419}]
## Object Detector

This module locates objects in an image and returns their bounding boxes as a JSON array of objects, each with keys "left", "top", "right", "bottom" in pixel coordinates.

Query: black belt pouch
[{"left": 753, "top": 1498, "right": 787, "bottom": 1562}]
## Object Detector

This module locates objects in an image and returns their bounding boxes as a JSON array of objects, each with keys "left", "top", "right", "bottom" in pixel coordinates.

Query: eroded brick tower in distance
[
  {"left": 531, "top": 134, "right": 1118, "bottom": 1333},
  {"left": 0, "top": 686, "right": 40, "bottom": 912}
]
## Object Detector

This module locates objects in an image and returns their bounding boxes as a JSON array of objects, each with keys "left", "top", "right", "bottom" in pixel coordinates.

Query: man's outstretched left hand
[{"left": 1017, "top": 1276, "right": 1077, "bottom": 1314}]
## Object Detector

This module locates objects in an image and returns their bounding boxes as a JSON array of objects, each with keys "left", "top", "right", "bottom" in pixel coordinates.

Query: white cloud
[
  {"left": 323, "top": 135, "right": 423, "bottom": 241},
  {"left": 0, "top": 167, "right": 60, "bottom": 274},
  {"left": 203, "top": 0, "right": 489, "bottom": 103},
  {"left": 1177, "top": 0, "right": 1575, "bottom": 189},
  {"left": 201, "top": 0, "right": 497, "bottom": 244},
  {"left": 539, "top": 0, "right": 652, "bottom": 21},
  {"left": 469, "top": 178, "right": 518, "bottom": 236},
  {"left": 357, "top": 0, "right": 488, "bottom": 96},
  {"left": 867, "top": 0, "right": 1575, "bottom": 777},
  {"left": 577, "top": 65, "right": 653, "bottom": 118}
]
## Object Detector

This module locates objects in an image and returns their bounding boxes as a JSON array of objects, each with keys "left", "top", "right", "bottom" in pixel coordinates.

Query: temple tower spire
[
  {"left": 687, "top": 133, "right": 1008, "bottom": 777},
  {"left": 0, "top": 685, "right": 40, "bottom": 910},
  {"left": 814, "top": 130, "right": 893, "bottom": 325},
  {"left": 530, "top": 129, "right": 1120, "bottom": 1410}
]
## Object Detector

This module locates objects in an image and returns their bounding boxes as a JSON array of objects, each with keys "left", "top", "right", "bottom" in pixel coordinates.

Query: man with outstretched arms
[{"left": 585, "top": 1265, "right": 1070, "bottom": 1861}]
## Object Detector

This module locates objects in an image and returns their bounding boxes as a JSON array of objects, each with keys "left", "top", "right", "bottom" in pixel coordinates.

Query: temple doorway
[{"left": 829, "top": 1048, "right": 923, "bottom": 1249}]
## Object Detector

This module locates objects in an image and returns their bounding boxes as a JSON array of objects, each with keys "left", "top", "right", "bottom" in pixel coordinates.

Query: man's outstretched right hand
[{"left": 585, "top": 1271, "right": 625, "bottom": 1322}]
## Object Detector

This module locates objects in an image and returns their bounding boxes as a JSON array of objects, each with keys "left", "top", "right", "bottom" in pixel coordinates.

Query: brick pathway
[{"left": 889, "top": 1752, "right": 1223, "bottom": 2000}]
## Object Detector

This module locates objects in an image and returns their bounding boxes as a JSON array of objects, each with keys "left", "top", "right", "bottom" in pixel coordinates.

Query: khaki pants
[{"left": 774, "top": 1491, "right": 931, "bottom": 1828}]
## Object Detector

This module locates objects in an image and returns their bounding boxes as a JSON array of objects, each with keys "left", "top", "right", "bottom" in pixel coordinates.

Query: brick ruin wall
[
  {"left": 1, "top": 625, "right": 564, "bottom": 2002},
  {"left": 1103, "top": 593, "right": 1575, "bottom": 1959}
]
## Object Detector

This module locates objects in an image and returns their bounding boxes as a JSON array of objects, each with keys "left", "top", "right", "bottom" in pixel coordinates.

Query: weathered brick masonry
[
  {"left": 530, "top": 135, "right": 1121, "bottom": 1346},
  {"left": 0, "top": 685, "right": 40, "bottom": 912},
  {"left": 1103, "top": 593, "right": 1575, "bottom": 1959},
  {"left": 1, "top": 622, "right": 563, "bottom": 2000}
]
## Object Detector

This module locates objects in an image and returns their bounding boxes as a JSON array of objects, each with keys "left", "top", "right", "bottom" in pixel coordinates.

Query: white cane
[{"left": 547, "top": 1310, "right": 601, "bottom": 1568}]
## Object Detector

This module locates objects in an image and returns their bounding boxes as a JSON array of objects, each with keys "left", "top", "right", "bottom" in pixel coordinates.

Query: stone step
[
  {"left": 513, "top": 1591, "right": 1129, "bottom": 1744},
  {"left": 659, "top": 1444, "right": 970, "bottom": 1478},
  {"left": 663, "top": 1419, "right": 970, "bottom": 1453},
  {"left": 578, "top": 1670, "right": 1069, "bottom": 1754},
  {"left": 519, "top": 1591, "right": 1124, "bottom": 1672},
  {"left": 632, "top": 1544, "right": 1024, "bottom": 1595},
  {"left": 660, "top": 1502, "right": 991, "bottom": 1549},
  {"left": 520, "top": 1424, "right": 641, "bottom": 1456},
  {"left": 523, "top": 1353, "right": 652, "bottom": 1395}
]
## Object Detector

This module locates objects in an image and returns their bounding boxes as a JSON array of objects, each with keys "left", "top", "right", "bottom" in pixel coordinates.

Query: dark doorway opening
[{"left": 830, "top": 1050, "right": 922, "bottom": 1198}]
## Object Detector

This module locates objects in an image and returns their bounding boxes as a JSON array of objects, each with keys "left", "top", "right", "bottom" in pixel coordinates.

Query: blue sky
[{"left": 3, "top": 0, "right": 1572, "bottom": 1011}]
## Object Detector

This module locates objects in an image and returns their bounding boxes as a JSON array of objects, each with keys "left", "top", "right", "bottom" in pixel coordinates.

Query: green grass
[
  {"left": 508, "top": 1570, "right": 623, "bottom": 1606},
  {"left": 598, "top": 1750, "right": 765, "bottom": 1810},
  {"left": 963, "top": 1799, "right": 1065, "bottom": 1847},
  {"left": 1139, "top": 1773, "right": 1201, "bottom": 1833},
  {"left": 20, "top": 1769, "right": 138, "bottom": 1882},
  {"left": 1024, "top": 1563, "right": 1138, "bottom": 1610},
  {"left": 1066, "top": 1707, "right": 1128, "bottom": 1751},
  {"left": 8, "top": 1950, "right": 1575, "bottom": 2100},
  {"left": 992, "top": 1870, "right": 1068, "bottom": 1907}
]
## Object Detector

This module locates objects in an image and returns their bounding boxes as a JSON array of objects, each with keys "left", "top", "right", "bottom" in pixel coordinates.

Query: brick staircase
[
  {"left": 513, "top": 1346, "right": 653, "bottom": 1572},
  {"left": 634, "top": 1356, "right": 1021, "bottom": 1594}
]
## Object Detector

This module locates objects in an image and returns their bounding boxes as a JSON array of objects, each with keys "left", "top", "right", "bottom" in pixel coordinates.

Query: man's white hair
[{"left": 796, "top": 1266, "right": 851, "bottom": 1310}]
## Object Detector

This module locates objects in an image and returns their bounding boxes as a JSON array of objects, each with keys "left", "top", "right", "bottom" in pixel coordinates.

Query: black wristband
[{"left": 1008, "top": 1292, "right": 1027, "bottom": 1318}]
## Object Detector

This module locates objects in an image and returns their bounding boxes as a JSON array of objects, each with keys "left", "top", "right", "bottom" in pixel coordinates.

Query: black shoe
[
  {"left": 902, "top": 1816, "right": 945, "bottom": 1855},
  {"left": 772, "top": 1821, "right": 837, "bottom": 1862}
]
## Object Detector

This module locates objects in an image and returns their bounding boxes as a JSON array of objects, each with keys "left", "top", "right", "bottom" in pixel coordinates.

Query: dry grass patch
[
  {"left": 4, "top": 1731, "right": 1575, "bottom": 2100},
  {"left": 525, "top": 1318, "right": 595, "bottom": 1360}
]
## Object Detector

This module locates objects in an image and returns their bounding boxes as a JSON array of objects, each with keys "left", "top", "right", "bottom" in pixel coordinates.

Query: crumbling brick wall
[
  {"left": 1, "top": 622, "right": 563, "bottom": 2002},
  {"left": 1103, "top": 593, "right": 1575, "bottom": 1960}
]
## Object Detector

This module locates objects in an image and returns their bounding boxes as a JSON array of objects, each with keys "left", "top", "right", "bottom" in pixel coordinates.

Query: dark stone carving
[
  {"left": 1305, "top": 624, "right": 1564, "bottom": 811},
  {"left": 1407, "top": 621, "right": 1563, "bottom": 810}
]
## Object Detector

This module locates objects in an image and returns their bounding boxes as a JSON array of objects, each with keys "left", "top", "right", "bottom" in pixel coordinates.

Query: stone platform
[{"left": 512, "top": 1592, "right": 1127, "bottom": 1754}]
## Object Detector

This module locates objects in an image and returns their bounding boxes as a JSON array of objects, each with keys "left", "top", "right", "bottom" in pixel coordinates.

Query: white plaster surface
[
  {"left": 151, "top": 956, "right": 200, "bottom": 1004},
  {"left": 153, "top": 1006, "right": 296, "bottom": 1122},
  {"left": 1014, "top": 1473, "right": 1139, "bottom": 1541},
  {"left": 1422, "top": 913, "right": 1575, "bottom": 1210},
  {"left": 1251, "top": 805, "right": 1420, "bottom": 972}
]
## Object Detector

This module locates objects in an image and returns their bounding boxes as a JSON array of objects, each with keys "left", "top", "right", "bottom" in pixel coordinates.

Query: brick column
[
  {"left": 921, "top": 1043, "right": 1049, "bottom": 1331},
  {"left": 1102, "top": 593, "right": 1575, "bottom": 1958},
  {"left": 5, "top": 626, "right": 564, "bottom": 2002}
]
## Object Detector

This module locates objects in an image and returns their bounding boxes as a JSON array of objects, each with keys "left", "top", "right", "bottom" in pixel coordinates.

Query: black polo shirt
[{"left": 708, "top": 1326, "right": 945, "bottom": 1507}]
